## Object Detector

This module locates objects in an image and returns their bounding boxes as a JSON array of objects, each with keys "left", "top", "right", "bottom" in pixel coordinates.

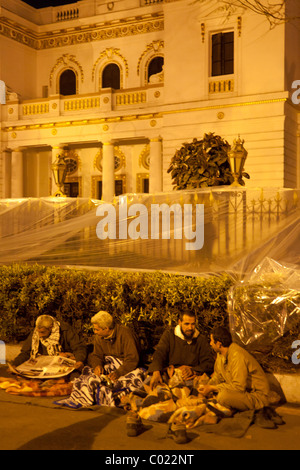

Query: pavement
[
  {"left": 1, "top": 344, "right": 300, "bottom": 452},
  {"left": 1, "top": 366, "right": 300, "bottom": 452}
]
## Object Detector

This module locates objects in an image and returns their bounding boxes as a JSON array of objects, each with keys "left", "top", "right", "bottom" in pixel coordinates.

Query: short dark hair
[
  {"left": 179, "top": 310, "right": 196, "bottom": 321},
  {"left": 211, "top": 326, "right": 232, "bottom": 347}
]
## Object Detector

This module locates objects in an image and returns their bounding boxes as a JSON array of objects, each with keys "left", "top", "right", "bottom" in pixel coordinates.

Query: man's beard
[{"left": 181, "top": 327, "right": 194, "bottom": 340}]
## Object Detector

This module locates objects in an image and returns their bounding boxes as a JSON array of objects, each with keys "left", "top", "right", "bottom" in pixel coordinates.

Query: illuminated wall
[{"left": 0, "top": 0, "right": 299, "bottom": 200}]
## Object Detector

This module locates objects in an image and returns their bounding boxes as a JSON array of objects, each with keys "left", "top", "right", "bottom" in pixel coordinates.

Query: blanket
[
  {"left": 120, "top": 368, "right": 282, "bottom": 437},
  {"left": 120, "top": 370, "right": 225, "bottom": 426},
  {"left": 54, "top": 357, "right": 146, "bottom": 409},
  {"left": 0, "top": 376, "right": 73, "bottom": 397}
]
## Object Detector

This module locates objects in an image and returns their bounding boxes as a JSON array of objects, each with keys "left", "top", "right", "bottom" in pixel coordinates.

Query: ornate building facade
[{"left": 0, "top": 0, "right": 299, "bottom": 201}]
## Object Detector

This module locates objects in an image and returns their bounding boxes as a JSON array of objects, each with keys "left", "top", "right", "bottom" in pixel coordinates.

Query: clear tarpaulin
[
  {"left": 0, "top": 187, "right": 299, "bottom": 277},
  {"left": 228, "top": 258, "right": 300, "bottom": 349}
]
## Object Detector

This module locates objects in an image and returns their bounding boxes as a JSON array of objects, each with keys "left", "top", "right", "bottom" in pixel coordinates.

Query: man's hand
[
  {"left": 108, "top": 371, "right": 119, "bottom": 382},
  {"left": 149, "top": 370, "right": 163, "bottom": 391},
  {"left": 199, "top": 384, "right": 218, "bottom": 397},
  {"left": 59, "top": 352, "right": 75, "bottom": 359},
  {"left": 74, "top": 361, "right": 84, "bottom": 371},
  {"left": 178, "top": 365, "right": 195, "bottom": 381},
  {"left": 93, "top": 365, "right": 104, "bottom": 376}
]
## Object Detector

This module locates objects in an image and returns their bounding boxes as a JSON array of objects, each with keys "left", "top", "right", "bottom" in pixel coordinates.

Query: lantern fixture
[
  {"left": 51, "top": 152, "right": 67, "bottom": 197},
  {"left": 228, "top": 135, "right": 248, "bottom": 187}
]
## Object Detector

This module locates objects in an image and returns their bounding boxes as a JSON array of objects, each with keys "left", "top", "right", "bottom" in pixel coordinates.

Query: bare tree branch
[{"left": 196, "top": 0, "right": 299, "bottom": 28}]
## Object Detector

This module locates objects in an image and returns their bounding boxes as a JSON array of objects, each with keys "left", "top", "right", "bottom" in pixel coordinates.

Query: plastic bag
[{"left": 228, "top": 258, "right": 300, "bottom": 349}]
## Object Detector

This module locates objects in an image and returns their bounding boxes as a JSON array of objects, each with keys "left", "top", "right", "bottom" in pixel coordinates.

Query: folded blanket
[
  {"left": 0, "top": 376, "right": 73, "bottom": 397},
  {"left": 124, "top": 370, "right": 236, "bottom": 429},
  {"left": 139, "top": 398, "right": 177, "bottom": 422},
  {"left": 54, "top": 361, "right": 146, "bottom": 409}
]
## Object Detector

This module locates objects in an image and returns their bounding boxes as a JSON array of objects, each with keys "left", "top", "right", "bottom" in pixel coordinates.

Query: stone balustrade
[{"left": 4, "top": 85, "right": 164, "bottom": 121}]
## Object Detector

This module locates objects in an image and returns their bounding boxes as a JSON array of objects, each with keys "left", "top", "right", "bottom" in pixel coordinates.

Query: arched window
[
  {"left": 148, "top": 56, "right": 164, "bottom": 82},
  {"left": 102, "top": 63, "right": 121, "bottom": 89},
  {"left": 59, "top": 69, "right": 77, "bottom": 96}
]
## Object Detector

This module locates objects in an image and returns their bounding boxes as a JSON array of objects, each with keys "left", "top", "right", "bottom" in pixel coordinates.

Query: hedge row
[{"left": 0, "top": 264, "right": 234, "bottom": 352}]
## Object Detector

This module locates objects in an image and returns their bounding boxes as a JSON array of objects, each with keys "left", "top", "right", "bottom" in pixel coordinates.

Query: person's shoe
[
  {"left": 263, "top": 406, "right": 285, "bottom": 425},
  {"left": 167, "top": 423, "right": 189, "bottom": 444},
  {"left": 206, "top": 401, "right": 233, "bottom": 418},
  {"left": 126, "top": 412, "right": 144, "bottom": 437},
  {"left": 254, "top": 408, "right": 277, "bottom": 429}
]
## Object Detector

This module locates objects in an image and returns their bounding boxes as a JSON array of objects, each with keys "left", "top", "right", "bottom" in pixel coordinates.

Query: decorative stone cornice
[
  {"left": 0, "top": 14, "right": 164, "bottom": 50},
  {"left": 3, "top": 97, "right": 288, "bottom": 136}
]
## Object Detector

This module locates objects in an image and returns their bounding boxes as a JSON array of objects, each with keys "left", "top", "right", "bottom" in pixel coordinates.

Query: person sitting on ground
[
  {"left": 11, "top": 314, "right": 87, "bottom": 373},
  {"left": 54, "top": 311, "right": 145, "bottom": 409},
  {"left": 88, "top": 310, "right": 142, "bottom": 381},
  {"left": 147, "top": 310, "right": 215, "bottom": 391},
  {"left": 200, "top": 326, "right": 270, "bottom": 412}
]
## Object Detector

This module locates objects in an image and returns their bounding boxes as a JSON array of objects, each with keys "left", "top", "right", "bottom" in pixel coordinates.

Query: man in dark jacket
[
  {"left": 88, "top": 310, "right": 140, "bottom": 382},
  {"left": 11, "top": 315, "right": 87, "bottom": 372},
  {"left": 147, "top": 311, "right": 215, "bottom": 390}
]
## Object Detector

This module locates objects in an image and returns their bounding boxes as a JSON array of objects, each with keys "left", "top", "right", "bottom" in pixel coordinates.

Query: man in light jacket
[{"left": 201, "top": 326, "right": 270, "bottom": 411}]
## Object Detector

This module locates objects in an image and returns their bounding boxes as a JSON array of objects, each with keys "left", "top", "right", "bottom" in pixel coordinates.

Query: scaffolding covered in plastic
[{"left": 0, "top": 187, "right": 299, "bottom": 278}]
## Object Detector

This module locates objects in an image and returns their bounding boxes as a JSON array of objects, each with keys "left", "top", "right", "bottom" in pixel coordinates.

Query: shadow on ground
[{"left": 17, "top": 412, "right": 120, "bottom": 450}]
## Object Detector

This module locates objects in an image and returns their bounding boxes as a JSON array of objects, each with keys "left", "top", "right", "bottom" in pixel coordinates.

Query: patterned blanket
[
  {"left": 54, "top": 357, "right": 146, "bottom": 409},
  {"left": 120, "top": 368, "right": 282, "bottom": 432},
  {"left": 120, "top": 370, "right": 232, "bottom": 428},
  {"left": 0, "top": 376, "right": 73, "bottom": 397}
]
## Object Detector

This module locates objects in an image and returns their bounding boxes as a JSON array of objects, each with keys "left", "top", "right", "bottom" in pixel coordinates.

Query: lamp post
[
  {"left": 51, "top": 152, "right": 67, "bottom": 197},
  {"left": 228, "top": 136, "right": 248, "bottom": 187}
]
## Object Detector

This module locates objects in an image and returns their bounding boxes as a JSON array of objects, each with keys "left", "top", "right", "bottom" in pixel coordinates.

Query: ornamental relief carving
[
  {"left": 139, "top": 144, "right": 150, "bottom": 170},
  {"left": 94, "top": 146, "right": 126, "bottom": 173},
  {"left": 49, "top": 54, "right": 84, "bottom": 87},
  {"left": 137, "top": 40, "right": 164, "bottom": 77},
  {"left": 0, "top": 16, "right": 164, "bottom": 50},
  {"left": 92, "top": 48, "right": 128, "bottom": 86}
]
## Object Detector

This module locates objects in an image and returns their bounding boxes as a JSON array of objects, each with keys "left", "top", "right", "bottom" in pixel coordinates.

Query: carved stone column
[
  {"left": 2, "top": 149, "right": 12, "bottom": 198},
  {"left": 11, "top": 148, "right": 24, "bottom": 198},
  {"left": 102, "top": 141, "right": 115, "bottom": 201},
  {"left": 149, "top": 137, "right": 163, "bottom": 193}
]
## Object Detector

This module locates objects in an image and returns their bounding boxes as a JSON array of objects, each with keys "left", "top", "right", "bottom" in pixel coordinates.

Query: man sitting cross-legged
[
  {"left": 147, "top": 310, "right": 215, "bottom": 391},
  {"left": 200, "top": 326, "right": 284, "bottom": 428}
]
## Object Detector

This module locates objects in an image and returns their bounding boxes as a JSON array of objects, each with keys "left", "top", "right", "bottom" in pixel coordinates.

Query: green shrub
[
  {"left": 1, "top": 263, "right": 299, "bottom": 373},
  {"left": 167, "top": 133, "right": 233, "bottom": 189},
  {"left": 0, "top": 264, "right": 233, "bottom": 350}
]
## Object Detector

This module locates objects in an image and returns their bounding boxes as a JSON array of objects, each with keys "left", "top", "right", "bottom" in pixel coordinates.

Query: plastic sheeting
[
  {"left": 0, "top": 187, "right": 299, "bottom": 277},
  {"left": 228, "top": 258, "right": 300, "bottom": 349}
]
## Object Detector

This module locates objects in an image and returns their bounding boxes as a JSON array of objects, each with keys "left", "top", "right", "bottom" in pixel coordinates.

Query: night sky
[{"left": 21, "top": 0, "right": 79, "bottom": 8}]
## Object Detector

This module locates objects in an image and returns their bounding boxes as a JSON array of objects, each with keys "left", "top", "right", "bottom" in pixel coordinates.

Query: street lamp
[
  {"left": 51, "top": 152, "right": 67, "bottom": 197},
  {"left": 228, "top": 135, "right": 248, "bottom": 187}
]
